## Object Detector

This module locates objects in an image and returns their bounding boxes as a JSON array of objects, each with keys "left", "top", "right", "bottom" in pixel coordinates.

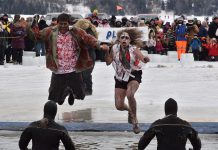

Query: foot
[
  {"left": 128, "top": 112, "right": 133, "bottom": 124},
  {"left": 68, "top": 94, "right": 75, "bottom": 106},
  {"left": 133, "top": 123, "right": 140, "bottom": 134}
]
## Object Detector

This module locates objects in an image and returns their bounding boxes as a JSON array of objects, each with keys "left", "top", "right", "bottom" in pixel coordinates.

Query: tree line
[{"left": 0, "top": 0, "right": 217, "bottom": 16}]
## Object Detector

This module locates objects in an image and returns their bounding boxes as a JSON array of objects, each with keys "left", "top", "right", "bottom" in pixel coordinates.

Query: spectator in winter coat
[
  {"left": 10, "top": 14, "right": 26, "bottom": 64},
  {"left": 24, "top": 17, "right": 35, "bottom": 52},
  {"left": 146, "top": 29, "right": 156, "bottom": 54},
  {"left": 175, "top": 17, "right": 187, "bottom": 60},
  {"left": 199, "top": 37, "right": 209, "bottom": 60},
  {"left": 205, "top": 38, "right": 218, "bottom": 61},
  {"left": 19, "top": 101, "right": 75, "bottom": 150},
  {"left": 208, "top": 16, "right": 218, "bottom": 40},
  {"left": 186, "top": 19, "right": 199, "bottom": 48},
  {"left": 138, "top": 98, "right": 201, "bottom": 150},
  {"left": 155, "top": 36, "right": 164, "bottom": 54},
  {"left": 98, "top": 18, "right": 110, "bottom": 27},
  {"left": 166, "top": 27, "right": 176, "bottom": 51},
  {"left": 189, "top": 34, "right": 201, "bottom": 61},
  {"left": 0, "top": 21, "right": 8, "bottom": 65},
  {"left": 2, "top": 14, "right": 12, "bottom": 63},
  {"left": 198, "top": 21, "right": 208, "bottom": 38},
  {"left": 109, "top": 15, "right": 116, "bottom": 27},
  {"left": 35, "top": 19, "right": 48, "bottom": 56}
]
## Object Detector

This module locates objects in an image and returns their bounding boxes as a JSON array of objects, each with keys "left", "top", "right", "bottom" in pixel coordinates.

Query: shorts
[
  {"left": 48, "top": 72, "right": 85, "bottom": 103},
  {"left": 115, "top": 70, "right": 142, "bottom": 90}
]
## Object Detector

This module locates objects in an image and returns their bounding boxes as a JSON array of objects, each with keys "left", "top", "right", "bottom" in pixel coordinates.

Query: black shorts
[
  {"left": 48, "top": 72, "right": 85, "bottom": 103},
  {"left": 115, "top": 70, "right": 142, "bottom": 90}
]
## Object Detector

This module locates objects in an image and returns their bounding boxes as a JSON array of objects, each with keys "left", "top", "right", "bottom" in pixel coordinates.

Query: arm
[
  {"left": 72, "top": 27, "right": 101, "bottom": 50},
  {"left": 60, "top": 131, "right": 75, "bottom": 150},
  {"left": 138, "top": 128, "right": 155, "bottom": 150},
  {"left": 104, "top": 46, "right": 113, "bottom": 66},
  {"left": 188, "top": 128, "right": 201, "bottom": 150},
  {"left": 19, "top": 128, "right": 32, "bottom": 150},
  {"left": 133, "top": 48, "right": 150, "bottom": 63}
]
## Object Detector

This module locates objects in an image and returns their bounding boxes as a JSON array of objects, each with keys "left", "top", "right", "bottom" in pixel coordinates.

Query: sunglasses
[{"left": 120, "top": 36, "right": 130, "bottom": 40}]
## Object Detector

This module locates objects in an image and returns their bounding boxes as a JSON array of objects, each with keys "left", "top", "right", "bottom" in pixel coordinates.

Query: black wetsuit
[
  {"left": 19, "top": 101, "right": 75, "bottom": 150},
  {"left": 138, "top": 114, "right": 201, "bottom": 150}
]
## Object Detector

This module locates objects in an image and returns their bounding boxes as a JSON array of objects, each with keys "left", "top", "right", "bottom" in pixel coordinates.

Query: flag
[{"left": 116, "top": 5, "right": 123, "bottom": 11}]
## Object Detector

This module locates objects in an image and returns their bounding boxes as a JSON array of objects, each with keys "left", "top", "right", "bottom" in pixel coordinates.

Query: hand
[
  {"left": 143, "top": 57, "right": 150, "bottom": 63},
  {"left": 100, "top": 44, "right": 109, "bottom": 51}
]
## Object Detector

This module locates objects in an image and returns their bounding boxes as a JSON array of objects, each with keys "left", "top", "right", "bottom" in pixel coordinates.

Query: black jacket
[
  {"left": 19, "top": 119, "right": 75, "bottom": 150},
  {"left": 208, "top": 22, "right": 218, "bottom": 39},
  {"left": 138, "top": 115, "right": 201, "bottom": 150}
]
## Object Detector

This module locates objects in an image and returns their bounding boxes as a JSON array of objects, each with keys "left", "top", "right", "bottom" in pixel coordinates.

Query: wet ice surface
[{"left": 1, "top": 131, "right": 218, "bottom": 150}]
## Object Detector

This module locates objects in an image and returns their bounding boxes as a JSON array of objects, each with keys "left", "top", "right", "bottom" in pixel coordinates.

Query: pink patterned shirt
[{"left": 55, "top": 31, "right": 78, "bottom": 74}]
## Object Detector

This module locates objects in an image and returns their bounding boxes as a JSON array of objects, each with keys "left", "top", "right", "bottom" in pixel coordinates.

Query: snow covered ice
[
  {"left": 1, "top": 59, "right": 218, "bottom": 149},
  {"left": 0, "top": 60, "right": 218, "bottom": 123}
]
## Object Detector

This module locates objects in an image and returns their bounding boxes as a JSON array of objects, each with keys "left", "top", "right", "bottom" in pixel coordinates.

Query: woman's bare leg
[
  {"left": 114, "top": 88, "right": 129, "bottom": 111},
  {"left": 126, "top": 80, "right": 140, "bottom": 133}
]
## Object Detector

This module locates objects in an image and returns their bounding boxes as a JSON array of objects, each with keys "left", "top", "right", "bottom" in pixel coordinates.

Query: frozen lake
[
  {"left": 0, "top": 61, "right": 218, "bottom": 123},
  {"left": 1, "top": 131, "right": 218, "bottom": 150}
]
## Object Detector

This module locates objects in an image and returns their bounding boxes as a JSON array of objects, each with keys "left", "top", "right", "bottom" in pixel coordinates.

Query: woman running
[{"left": 104, "top": 28, "right": 150, "bottom": 134}]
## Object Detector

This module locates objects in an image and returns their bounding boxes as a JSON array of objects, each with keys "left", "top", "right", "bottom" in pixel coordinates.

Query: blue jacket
[{"left": 175, "top": 24, "right": 187, "bottom": 41}]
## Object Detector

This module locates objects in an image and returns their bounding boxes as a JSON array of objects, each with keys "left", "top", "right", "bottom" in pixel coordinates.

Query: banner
[{"left": 96, "top": 27, "right": 149, "bottom": 43}]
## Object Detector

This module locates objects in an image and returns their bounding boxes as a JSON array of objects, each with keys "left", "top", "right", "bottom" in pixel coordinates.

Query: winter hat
[{"left": 165, "top": 98, "right": 178, "bottom": 115}]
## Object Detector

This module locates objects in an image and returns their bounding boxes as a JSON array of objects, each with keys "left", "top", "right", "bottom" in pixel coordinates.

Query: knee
[
  {"left": 126, "top": 92, "right": 135, "bottom": 100},
  {"left": 115, "top": 102, "right": 125, "bottom": 111}
]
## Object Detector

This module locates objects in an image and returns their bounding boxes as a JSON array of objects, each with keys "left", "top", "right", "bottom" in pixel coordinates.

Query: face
[
  {"left": 3, "top": 16, "right": 8, "bottom": 21},
  {"left": 14, "top": 16, "right": 20, "bottom": 22},
  {"left": 58, "top": 21, "right": 69, "bottom": 34},
  {"left": 119, "top": 32, "right": 130, "bottom": 48}
]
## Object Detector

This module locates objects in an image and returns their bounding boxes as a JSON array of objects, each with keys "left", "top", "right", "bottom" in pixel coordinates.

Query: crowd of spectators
[{"left": 0, "top": 11, "right": 218, "bottom": 65}]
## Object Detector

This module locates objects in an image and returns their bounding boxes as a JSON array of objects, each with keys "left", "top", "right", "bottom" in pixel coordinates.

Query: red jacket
[{"left": 205, "top": 43, "right": 218, "bottom": 56}]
